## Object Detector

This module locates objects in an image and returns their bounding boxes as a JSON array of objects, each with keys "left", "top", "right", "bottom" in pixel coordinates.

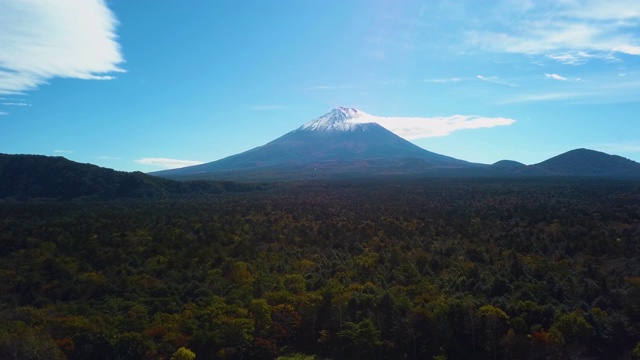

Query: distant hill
[
  {"left": 492, "top": 160, "right": 526, "bottom": 168},
  {"left": 527, "top": 148, "right": 640, "bottom": 176},
  {"left": 0, "top": 154, "right": 262, "bottom": 201}
]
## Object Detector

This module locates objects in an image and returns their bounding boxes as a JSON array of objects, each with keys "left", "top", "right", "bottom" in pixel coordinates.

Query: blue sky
[{"left": 1, "top": 0, "right": 640, "bottom": 171}]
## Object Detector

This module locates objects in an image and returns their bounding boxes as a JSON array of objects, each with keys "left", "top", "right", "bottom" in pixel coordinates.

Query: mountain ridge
[{"left": 1, "top": 146, "right": 639, "bottom": 201}]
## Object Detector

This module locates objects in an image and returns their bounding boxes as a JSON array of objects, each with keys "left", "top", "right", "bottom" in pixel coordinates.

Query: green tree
[
  {"left": 549, "top": 312, "right": 593, "bottom": 345},
  {"left": 170, "top": 346, "right": 196, "bottom": 360},
  {"left": 337, "top": 318, "right": 381, "bottom": 359},
  {"left": 477, "top": 305, "right": 509, "bottom": 360},
  {"left": 249, "top": 299, "right": 273, "bottom": 337}
]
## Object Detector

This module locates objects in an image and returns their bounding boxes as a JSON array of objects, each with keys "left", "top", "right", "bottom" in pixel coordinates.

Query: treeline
[{"left": 1, "top": 178, "right": 639, "bottom": 359}]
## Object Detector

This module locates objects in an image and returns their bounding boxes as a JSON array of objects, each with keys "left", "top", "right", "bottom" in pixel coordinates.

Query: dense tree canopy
[{"left": 1, "top": 178, "right": 639, "bottom": 359}]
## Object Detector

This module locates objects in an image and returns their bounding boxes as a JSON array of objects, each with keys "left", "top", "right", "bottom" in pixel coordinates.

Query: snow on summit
[{"left": 299, "top": 107, "right": 377, "bottom": 132}]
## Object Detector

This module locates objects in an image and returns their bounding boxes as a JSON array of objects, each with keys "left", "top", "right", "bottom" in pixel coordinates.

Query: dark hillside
[
  {"left": 529, "top": 148, "right": 640, "bottom": 176},
  {"left": 0, "top": 153, "right": 264, "bottom": 200}
]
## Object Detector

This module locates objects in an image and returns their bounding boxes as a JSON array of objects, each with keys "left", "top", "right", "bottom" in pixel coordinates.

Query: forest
[{"left": 1, "top": 177, "right": 640, "bottom": 359}]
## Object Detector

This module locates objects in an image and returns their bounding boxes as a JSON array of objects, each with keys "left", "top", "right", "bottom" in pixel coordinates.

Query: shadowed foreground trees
[{"left": 0, "top": 178, "right": 639, "bottom": 359}]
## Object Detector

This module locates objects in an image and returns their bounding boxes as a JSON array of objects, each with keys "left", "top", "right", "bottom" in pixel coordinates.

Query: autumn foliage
[{"left": 0, "top": 177, "right": 639, "bottom": 359}]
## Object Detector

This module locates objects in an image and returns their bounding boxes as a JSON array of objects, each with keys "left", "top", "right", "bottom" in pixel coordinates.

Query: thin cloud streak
[
  {"left": 545, "top": 73, "right": 568, "bottom": 81},
  {"left": 349, "top": 114, "right": 516, "bottom": 140},
  {"left": 135, "top": 158, "right": 204, "bottom": 169},
  {"left": 2, "top": 102, "right": 31, "bottom": 106},
  {"left": 499, "top": 92, "right": 583, "bottom": 104},
  {"left": 477, "top": 75, "right": 514, "bottom": 87},
  {"left": 500, "top": 76, "right": 640, "bottom": 104},
  {"left": 0, "top": 0, "right": 124, "bottom": 95},
  {"left": 424, "top": 77, "right": 463, "bottom": 83}
]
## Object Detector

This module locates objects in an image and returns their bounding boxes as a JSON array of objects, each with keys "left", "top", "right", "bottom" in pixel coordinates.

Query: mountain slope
[
  {"left": 0, "top": 154, "right": 260, "bottom": 201},
  {"left": 528, "top": 148, "right": 640, "bottom": 176},
  {"left": 153, "top": 107, "right": 475, "bottom": 180}
]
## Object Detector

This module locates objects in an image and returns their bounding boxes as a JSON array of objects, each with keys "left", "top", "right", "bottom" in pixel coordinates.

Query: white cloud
[
  {"left": 499, "top": 92, "right": 589, "bottom": 104},
  {"left": 2, "top": 102, "right": 31, "bottom": 106},
  {"left": 0, "top": 0, "right": 124, "bottom": 95},
  {"left": 466, "top": 1, "right": 640, "bottom": 63},
  {"left": 425, "top": 77, "right": 463, "bottom": 83},
  {"left": 545, "top": 73, "right": 568, "bottom": 81},
  {"left": 546, "top": 51, "right": 618, "bottom": 65},
  {"left": 349, "top": 114, "right": 516, "bottom": 140},
  {"left": 565, "top": 1, "right": 640, "bottom": 21},
  {"left": 477, "top": 75, "right": 514, "bottom": 86},
  {"left": 135, "top": 158, "right": 204, "bottom": 169}
]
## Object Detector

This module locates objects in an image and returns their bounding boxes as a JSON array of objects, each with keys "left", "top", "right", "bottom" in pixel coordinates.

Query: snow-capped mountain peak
[{"left": 299, "top": 107, "right": 377, "bottom": 131}]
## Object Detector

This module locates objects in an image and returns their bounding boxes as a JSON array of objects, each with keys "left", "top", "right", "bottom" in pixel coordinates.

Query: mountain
[
  {"left": 0, "top": 154, "right": 262, "bottom": 201},
  {"left": 526, "top": 148, "right": 640, "bottom": 176},
  {"left": 153, "top": 107, "right": 476, "bottom": 180}
]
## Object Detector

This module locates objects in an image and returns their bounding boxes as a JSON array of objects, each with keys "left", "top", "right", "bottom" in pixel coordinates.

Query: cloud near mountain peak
[{"left": 351, "top": 114, "right": 516, "bottom": 140}]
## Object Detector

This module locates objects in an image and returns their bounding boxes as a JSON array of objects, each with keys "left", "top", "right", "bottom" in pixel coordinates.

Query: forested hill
[
  {"left": 0, "top": 154, "right": 264, "bottom": 201},
  {"left": 527, "top": 149, "right": 640, "bottom": 176}
]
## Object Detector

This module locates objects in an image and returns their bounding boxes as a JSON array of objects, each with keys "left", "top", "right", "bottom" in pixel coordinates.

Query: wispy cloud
[
  {"left": 466, "top": 1, "right": 640, "bottom": 64},
  {"left": 424, "top": 77, "right": 463, "bottom": 83},
  {"left": 499, "top": 92, "right": 584, "bottom": 104},
  {"left": 500, "top": 75, "right": 640, "bottom": 104},
  {"left": 477, "top": 75, "right": 496, "bottom": 82},
  {"left": 477, "top": 75, "right": 514, "bottom": 86},
  {"left": 545, "top": 73, "right": 568, "bottom": 81},
  {"left": 0, "top": 111, "right": 7, "bottom": 116},
  {"left": 2, "top": 102, "right": 31, "bottom": 106},
  {"left": 349, "top": 113, "right": 516, "bottom": 140},
  {"left": 546, "top": 52, "right": 617, "bottom": 65},
  {"left": 0, "top": 0, "right": 124, "bottom": 95},
  {"left": 134, "top": 158, "right": 204, "bottom": 169}
]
